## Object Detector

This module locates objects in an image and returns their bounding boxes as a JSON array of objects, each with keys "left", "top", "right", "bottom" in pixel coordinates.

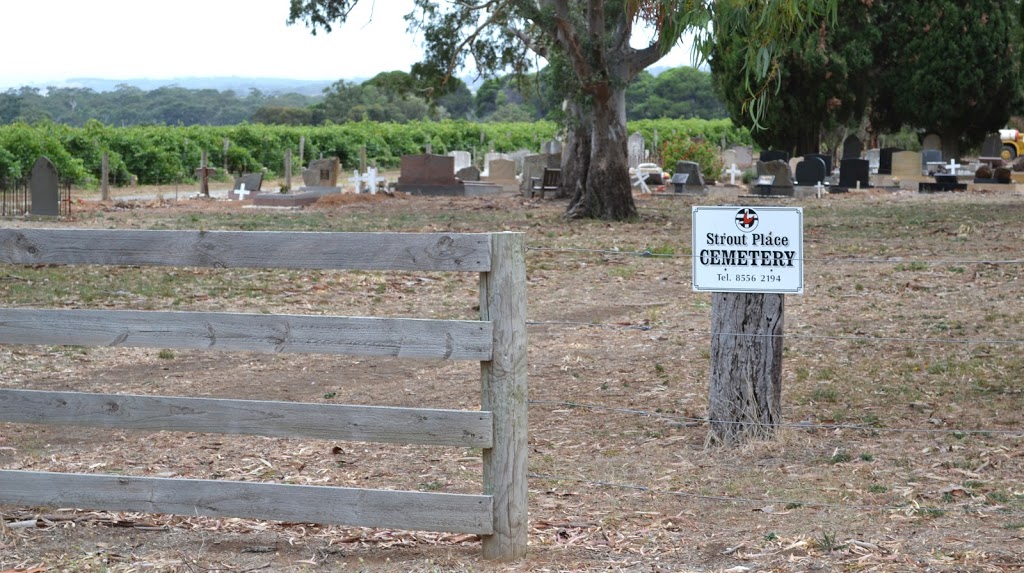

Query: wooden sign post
[{"left": 692, "top": 206, "right": 803, "bottom": 445}]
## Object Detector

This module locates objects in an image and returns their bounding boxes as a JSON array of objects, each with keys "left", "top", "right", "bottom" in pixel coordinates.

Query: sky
[{"left": 0, "top": 0, "right": 700, "bottom": 91}]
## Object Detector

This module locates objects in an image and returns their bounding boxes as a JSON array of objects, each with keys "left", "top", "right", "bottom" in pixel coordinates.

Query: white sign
[{"left": 692, "top": 206, "right": 803, "bottom": 294}]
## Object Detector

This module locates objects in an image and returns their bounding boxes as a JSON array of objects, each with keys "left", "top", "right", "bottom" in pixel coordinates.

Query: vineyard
[{"left": 0, "top": 119, "right": 752, "bottom": 186}]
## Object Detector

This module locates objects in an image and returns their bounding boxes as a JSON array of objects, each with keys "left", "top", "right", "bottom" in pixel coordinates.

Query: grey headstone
[
  {"left": 30, "top": 156, "right": 60, "bottom": 216},
  {"left": 671, "top": 160, "right": 706, "bottom": 194},
  {"left": 456, "top": 165, "right": 481, "bottom": 181},
  {"left": 483, "top": 151, "right": 510, "bottom": 175},
  {"left": 231, "top": 173, "right": 264, "bottom": 198},
  {"left": 838, "top": 158, "right": 870, "bottom": 189},
  {"left": 842, "top": 135, "right": 863, "bottom": 160},
  {"left": 892, "top": 151, "right": 923, "bottom": 179},
  {"left": 302, "top": 157, "right": 340, "bottom": 188},
  {"left": 509, "top": 149, "right": 532, "bottom": 173},
  {"left": 755, "top": 160, "right": 795, "bottom": 195},
  {"left": 794, "top": 157, "right": 827, "bottom": 186},
  {"left": 719, "top": 149, "right": 737, "bottom": 170},
  {"left": 541, "top": 139, "right": 562, "bottom": 155},
  {"left": 730, "top": 145, "right": 754, "bottom": 168},
  {"left": 922, "top": 133, "right": 942, "bottom": 150},
  {"left": 628, "top": 132, "right": 645, "bottom": 169},
  {"left": 448, "top": 150, "right": 472, "bottom": 173}
]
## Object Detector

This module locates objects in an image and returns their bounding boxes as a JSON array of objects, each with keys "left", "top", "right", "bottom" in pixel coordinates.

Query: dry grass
[{"left": 1, "top": 187, "right": 1023, "bottom": 572}]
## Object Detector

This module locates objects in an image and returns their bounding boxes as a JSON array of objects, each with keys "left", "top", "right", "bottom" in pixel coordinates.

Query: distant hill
[{"left": 39, "top": 77, "right": 338, "bottom": 96}]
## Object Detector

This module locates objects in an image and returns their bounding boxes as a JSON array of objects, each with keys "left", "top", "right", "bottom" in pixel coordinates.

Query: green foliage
[
  {"left": 627, "top": 68, "right": 728, "bottom": 120},
  {"left": 659, "top": 136, "right": 724, "bottom": 180}
]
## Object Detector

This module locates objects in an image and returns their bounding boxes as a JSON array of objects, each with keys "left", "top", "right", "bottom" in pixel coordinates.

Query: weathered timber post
[
  {"left": 708, "top": 292, "right": 784, "bottom": 445},
  {"left": 480, "top": 232, "right": 528, "bottom": 561},
  {"left": 284, "top": 149, "right": 292, "bottom": 191},
  {"left": 100, "top": 152, "right": 109, "bottom": 201}
]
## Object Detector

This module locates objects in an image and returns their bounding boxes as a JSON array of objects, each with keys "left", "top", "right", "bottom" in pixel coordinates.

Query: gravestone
[
  {"left": 302, "top": 157, "right": 341, "bottom": 188},
  {"left": 719, "top": 149, "right": 737, "bottom": 171},
  {"left": 980, "top": 134, "right": 1002, "bottom": 160},
  {"left": 396, "top": 154, "right": 465, "bottom": 196},
  {"left": 922, "top": 149, "right": 943, "bottom": 173},
  {"left": 456, "top": 165, "right": 481, "bottom": 181},
  {"left": 509, "top": 149, "right": 532, "bottom": 173},
  {"left": 754, "top": 160, "right": 795, "bottom": 196},
  {"left": 448, "top": 150, "right": 472, "bottom": 173},
  {"left": 892, "top": 151, "right": 923, "bottom": 179},
  {"left": 838, "top": 158, "right": 870, "bottom": 189},
  {"left": 29, "top": 156, "right": 60, "bottom": 216},
  {"left": 922, "top": 133, "right": 942, "bottom": 151},
  {"left": 730, "top": 145, "right": 754, "bottom": 168},
  {"left": 842, "top": 135, "right": 863, "bottom": 159},
  {"left": 804, "top": 153, "right": 833, "bottom": 175},
  {"left": 669, "top": 160, "right": 706, "bottom": 194},
  {"left": 483, "top": 152, "right": 510, "bottom": 175},
  {"left": 541, "top": 139, "right": 562, "bottom": 155},
  {"left": 865, "top": 148, "right": 880, "bottom": 174},
  {"left": 519, "top": 153, "right": 560, "bottom": 194},
  {"left": 794, "top": 157, "right": 827, "bottom": 186},
  {"left": 759, "top": 149, "right": 789, "bottom": 163},
  {"left": 230, "top": 173, "right": 263, "bottom": 200},
  {"left": 878, "top": 147, "right": 901, "bottom": 175},
  {"left": 483, "top": 158, "right": 518, "bottom": 192},
  {"left": 628, "top": 132, "right": 645, "bottom": 169}
]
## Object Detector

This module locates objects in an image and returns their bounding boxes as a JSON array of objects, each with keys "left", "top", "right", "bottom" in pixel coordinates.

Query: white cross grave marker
[
  {"left": 235, "top": 183, "right": 249, "bottom": 200},
  {"left": 725, "top": 163, "right": 742, "bottom": 186},
  {"left": 347, "top": 167, "right": 381, "bottom": 194},
  {"left": 814, "top": 181, "right": 825, "bottom": 199},
  {"left": 947, "top": 159, "right": 960, "bottom": 175}
]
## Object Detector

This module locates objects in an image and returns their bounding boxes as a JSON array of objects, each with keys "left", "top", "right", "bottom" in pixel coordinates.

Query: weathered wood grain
[
  {"left": 480, "top": 232, "right": 529, "bottom": 561},
  {"left": 0, "top": 308, "right": 491, "bottom": 360},
  {"left": 0, "top": 470, "right": 493, "bottom": 534},
  {"left": 0, "top": 389, "right": 493, "bottom": 447},
  {"left": 0, "top": 229, "right": 491, "bottom": 271}
]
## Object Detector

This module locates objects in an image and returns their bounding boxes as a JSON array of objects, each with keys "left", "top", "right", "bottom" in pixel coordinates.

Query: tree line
[{"left": 0, "top": 67, "right": 727, "bottom": 128}]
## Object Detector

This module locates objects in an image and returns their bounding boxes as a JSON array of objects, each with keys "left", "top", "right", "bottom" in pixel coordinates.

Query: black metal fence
[{"left": 0, "top": 178, "right": 72, "bottom": 217}]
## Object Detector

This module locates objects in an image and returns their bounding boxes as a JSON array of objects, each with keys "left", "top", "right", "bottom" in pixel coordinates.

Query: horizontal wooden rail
[
  {"left": 0, "top": 309, "right": 491, "bottom": 360},
  {"left": 0, "top": 471, "right": 493, "bottom": 534},
  {"left": 0, "top": 390, "right": 493, "bottom": 448},
  {"left": 0, "top": 229, "right": 491, "bottom": 272}
]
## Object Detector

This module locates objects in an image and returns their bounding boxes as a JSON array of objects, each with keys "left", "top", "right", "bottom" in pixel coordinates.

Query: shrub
[{"left": 660, "top": 137, "right": 724, "bottom": 181}]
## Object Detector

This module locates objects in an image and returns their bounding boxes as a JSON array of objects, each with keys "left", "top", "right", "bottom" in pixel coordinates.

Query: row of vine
[{"left": 0, "top": 119, "right": 752, "bottom": 186}]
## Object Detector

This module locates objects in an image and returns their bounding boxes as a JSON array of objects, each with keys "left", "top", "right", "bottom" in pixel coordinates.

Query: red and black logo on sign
[{"left": 735, "top": 208, "right": 759, "bottom": 232}]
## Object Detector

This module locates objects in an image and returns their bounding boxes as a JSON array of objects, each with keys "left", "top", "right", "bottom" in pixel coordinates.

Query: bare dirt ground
[{"left": 2, "top": 184, "right": 1023, "bottom": 572}]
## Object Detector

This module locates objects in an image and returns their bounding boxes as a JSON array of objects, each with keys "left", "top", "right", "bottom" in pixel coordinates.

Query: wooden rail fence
[{"left": 0, "top": 229, "right": 528, "bottom": 561}]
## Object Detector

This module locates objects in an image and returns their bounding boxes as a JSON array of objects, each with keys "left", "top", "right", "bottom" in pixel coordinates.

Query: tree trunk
[
  {"left": 560, "top": 102, "right": 590, "bottom": 202},
  {"left": 565, "top": 84, "right": 637, "bottom": 220},
  {"left": 707, "top": 292, "right": 784, "bottom": 446}
]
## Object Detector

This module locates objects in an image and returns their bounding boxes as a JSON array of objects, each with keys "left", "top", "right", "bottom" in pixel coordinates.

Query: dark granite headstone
[
  {"left": 670, "top": 161, "right": 706, "bottom": 194},
  {"left": 980, "top": 134, "right": 1002, "bottom": 160},
  {"left": 878, "top": 147, "right": 902, "bottom": 175},
  {"left": 838, "top": 158, "right": 870, "bottom": 189},
  {"left": 794, "top": 157, "right": 827, "bottom": 186},
  {"left": 456, "top": 165, "right": 481, "bottom": 181},
  {"left": 30, "top": 156, "right": 60, "bottom": 216},
  {"left": 922, "top": 149, "right": 943, "bottom": 173},
  {"left": 804, "top": 153, "right": 832, "bottom": 175},
  {"left": 230, "top": 172, "right": 264, "bottom": 199},
  {"left": 397, "top": 154, "right": 465, "bottom": 196},
  {"left": 759, "top": 149, "right": 789, "bottom": 163},
  {"left": 842, "top": 135, "right": 863, "bottom": 160}
]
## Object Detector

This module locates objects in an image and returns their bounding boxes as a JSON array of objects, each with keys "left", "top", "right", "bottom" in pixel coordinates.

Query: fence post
[{"left": 480, "top": 232, "right": 528, "bottom": 561}]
